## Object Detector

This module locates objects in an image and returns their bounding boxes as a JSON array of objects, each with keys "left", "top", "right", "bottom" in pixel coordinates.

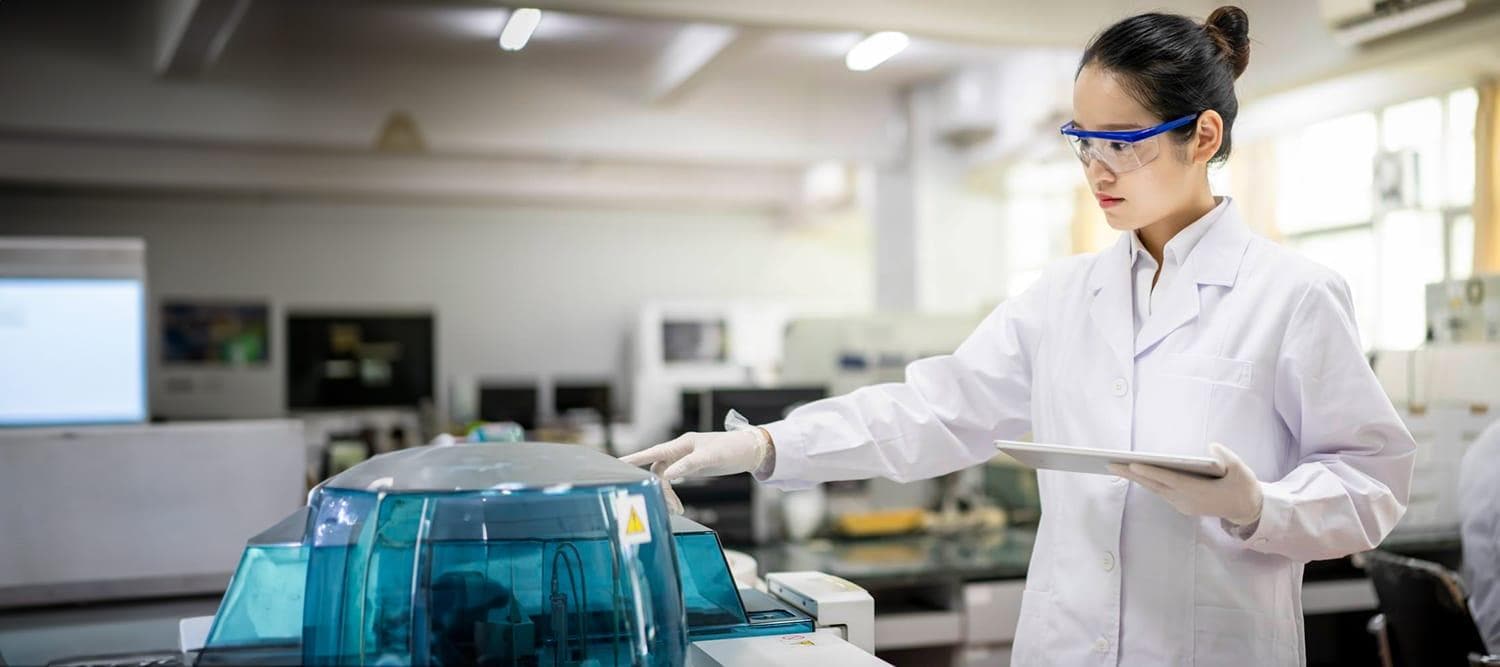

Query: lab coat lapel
[
  {"left": 1088, "top": 233, "right": 1135, "bottom": 373},
  {"left": 1133, "top": 202, "right": 1254, "bottom": 356}
]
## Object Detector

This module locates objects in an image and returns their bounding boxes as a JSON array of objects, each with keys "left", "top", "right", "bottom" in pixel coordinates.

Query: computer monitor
[
  {"left": 553, "top": 382, "right": 612, "bottom": 422},
  {"left": 286, "top": 313, "right": 434, "bottom": 409},
  {"left": 679, "top": 389, "right": 707, "bottom": 434},
  {"left": 661, "top": 318, "right": 727, "bottom": 363},
  {"left": 477, "top": 384, "right": 538, "bottom": 431},
  {"left": 0, "top": 238, "right": 147, "bottom": 426},
  {"left": 706, "top": 387, "right": 828, "bottom": 430}
]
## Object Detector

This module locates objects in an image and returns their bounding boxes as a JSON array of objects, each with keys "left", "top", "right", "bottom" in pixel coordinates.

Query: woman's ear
[{"left": 1192, "top": 110, "right": 1224, "bottom": 164}]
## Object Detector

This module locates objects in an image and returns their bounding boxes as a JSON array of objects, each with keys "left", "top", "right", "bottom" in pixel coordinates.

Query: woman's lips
[{"left": 1096, "top": 194, "right": 1124, "bottom": 209}]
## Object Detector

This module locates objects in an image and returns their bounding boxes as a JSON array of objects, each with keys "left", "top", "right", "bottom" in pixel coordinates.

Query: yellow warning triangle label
[{"left": 626, "top": 508, "right": 646, "bottom": 534}]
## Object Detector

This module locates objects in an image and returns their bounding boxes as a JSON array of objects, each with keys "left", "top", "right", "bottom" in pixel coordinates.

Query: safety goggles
[{"left": 1059, "top": 113, "right": 1199, "bottom": 173}]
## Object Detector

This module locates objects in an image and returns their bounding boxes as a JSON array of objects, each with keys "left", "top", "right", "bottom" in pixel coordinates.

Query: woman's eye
[{"left": 1108, "top": 142, "right": 1130, "bottom": 152}]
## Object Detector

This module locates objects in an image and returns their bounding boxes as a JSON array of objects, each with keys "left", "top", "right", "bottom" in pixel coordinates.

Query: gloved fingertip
[
  {"left": 662, "top": 461, "right": 692, "bottom": 483},
  {"left": 1208, "top": 442, "right": 1236, "bottom": 462}
]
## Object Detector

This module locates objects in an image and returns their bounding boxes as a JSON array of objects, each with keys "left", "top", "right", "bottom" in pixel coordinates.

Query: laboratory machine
[{"left": 173, "top": 441, "right": 883, "bottom": 666}]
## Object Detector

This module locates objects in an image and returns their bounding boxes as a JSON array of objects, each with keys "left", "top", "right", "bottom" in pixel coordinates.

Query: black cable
[
  {"left": 551, "top": 548, "right": 573, "bottom": 666},
  {"left": 558, "top": 542, "right": 589, "bottom": 659},
  {"left": 552, "top": 543, "right": 588, "bottom": 663}
]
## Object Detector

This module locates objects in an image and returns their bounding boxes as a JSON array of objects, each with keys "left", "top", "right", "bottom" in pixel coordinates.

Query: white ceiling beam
[
  {"left": 154, "top": 0, "right": 253, "bottom": 78},
  {"left": 0, "top": 131, "right": 801, "bottom": 212},
  {"left": 643, "top": 23, "right": 741, "bottom": 105}
]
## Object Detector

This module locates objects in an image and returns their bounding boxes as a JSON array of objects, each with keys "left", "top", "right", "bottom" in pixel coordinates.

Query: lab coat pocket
[
  {"left": 1160, "top": 353, "right": 1254, "bottom": 389},
  {"left": 1193, "top": 605, "right": 1291, "bottom": 665},
  {"left": 1161, "top": 352, "right": 1275, "bottom": 473},
  {"left": 1010, "top": 589, "right": 1055, "bottom": 666}
]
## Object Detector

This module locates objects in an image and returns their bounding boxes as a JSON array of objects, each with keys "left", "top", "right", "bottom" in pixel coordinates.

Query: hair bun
[{"left": 1205, "top": 5, "right": 1250, "bottom": 79}]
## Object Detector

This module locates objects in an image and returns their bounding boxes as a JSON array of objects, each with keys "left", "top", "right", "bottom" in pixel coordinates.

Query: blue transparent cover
[{"left": 201, "top": 443, "right": 686, "bottom": 666}]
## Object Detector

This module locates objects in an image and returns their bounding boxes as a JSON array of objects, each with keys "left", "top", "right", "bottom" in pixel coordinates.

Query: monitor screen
[
  {"left": 707, "top": 387, "right": 828, "bottom": 429},
  {"left": 0, "top": 278, "right": 146, "bottom": 426},
  {"left": 662, "top": 318, "right": 727, "bottom": 363},
  {"left": 286, "top": 313, "right": 434, "bottom": 409},
  {"left": 554, "top": 383, "right": 612, "bottom": 420},
  {"left": 161, "top": 301, "right": 269, "bottom": 365},
  {"left": 477, "top": 385, "right": 538, "bottom": 431},
  {"left": 679, "top": 389, "right": 707, "bottom": 434}
]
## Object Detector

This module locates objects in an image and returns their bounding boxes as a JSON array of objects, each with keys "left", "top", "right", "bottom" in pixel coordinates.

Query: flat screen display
[
  {"left": 0, "top": 278, "right": 147, "bottom": 426},
  {"left": 286, "top": 313, "right": 434, "bottom": 409}
]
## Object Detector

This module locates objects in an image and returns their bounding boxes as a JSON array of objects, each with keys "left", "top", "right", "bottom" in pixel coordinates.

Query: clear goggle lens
[{"left": 1065, "top": 134, "right": 1161, "bottom": 174}]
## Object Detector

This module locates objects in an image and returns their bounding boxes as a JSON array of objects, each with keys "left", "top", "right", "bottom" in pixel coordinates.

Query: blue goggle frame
[{"left": 1059, "top": 113, "right": 1200, "bottom": 142}]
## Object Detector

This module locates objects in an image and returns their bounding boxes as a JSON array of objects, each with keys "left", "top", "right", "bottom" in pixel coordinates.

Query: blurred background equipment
[
  {"left": 476, "top": 381, "right": 540, "bottom": 431},
  {"left": 160, "top": 301, "right": 269, "bottom": 366},
  {"left": 1427, "top": 274, "right": 1500, "bottom": 343},
  {"left": 0, "top": 420, "right": 305, "bottom": 609},
  {"left": 0, "top": 237, "right": 147, "bottom": 427},
  {"left": 285, "top": 312, "right": 435, "bottom": 411}
]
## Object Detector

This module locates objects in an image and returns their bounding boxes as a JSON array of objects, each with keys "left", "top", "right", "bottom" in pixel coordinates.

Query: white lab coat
[{"left": 759, "top": 200, "right": 1415, "bottom": 666}]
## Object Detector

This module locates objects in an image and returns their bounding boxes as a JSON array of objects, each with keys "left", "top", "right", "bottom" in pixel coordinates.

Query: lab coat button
[
  {"left": 1101, "top": 551, "right": 1116, "bottom": 572},
  {"left": 1094, "top": 637, "right": 1110, "bottom": 653},
  {"left": 1110, "top": 378, "right": 1129, "bottom": 397}
]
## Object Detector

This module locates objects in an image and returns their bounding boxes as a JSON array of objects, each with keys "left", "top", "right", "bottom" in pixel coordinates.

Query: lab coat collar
[
  {"left": 1182, "top": 196, "right": 1250, "bottom": 288},
  {"left": 1087, "top": 197, "right": 1253, "bottom": 363},
  {"left": 1090, "top": 197, "right": 1247, "bottom": 293},
  {"left": 1127, "top": 196, "right": 1229, "bottom": 270}
]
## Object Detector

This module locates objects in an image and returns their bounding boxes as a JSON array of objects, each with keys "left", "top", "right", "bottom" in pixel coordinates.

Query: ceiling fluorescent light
[
  {"left": 845, "top": 31, "right": 909, "bottom": 72},
  {"left": 499, "top": 8, "right": 542, "bottom": 51}
]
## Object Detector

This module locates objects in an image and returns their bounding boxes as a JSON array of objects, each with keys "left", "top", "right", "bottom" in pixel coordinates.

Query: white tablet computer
[{"left": 995, "top": 440, "right": 1227, "bottom": 479}]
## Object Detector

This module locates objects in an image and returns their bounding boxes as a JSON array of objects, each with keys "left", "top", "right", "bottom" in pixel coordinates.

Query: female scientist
[{"left": 624, "top": 6, "right": 1415, "bottom": 665}]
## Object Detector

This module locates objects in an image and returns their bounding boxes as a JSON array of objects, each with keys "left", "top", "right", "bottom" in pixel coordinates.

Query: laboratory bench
[{"left": 751, "top": 526, "right": 1465, "bottom": 667}]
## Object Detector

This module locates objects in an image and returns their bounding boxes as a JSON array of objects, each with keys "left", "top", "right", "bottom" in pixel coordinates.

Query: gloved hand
[
  {"left": 620, "top": 417, "right": 772, "bottom": 514},
  {"left": 1108, "top": 442, "right": 1264, "bottom": 527}
]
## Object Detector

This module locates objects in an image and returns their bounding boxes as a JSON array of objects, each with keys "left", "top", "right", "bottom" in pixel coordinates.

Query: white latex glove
[
  {"left": 1107, "top": 442, "right": 1264, "bottom": 528},
  {"left": 620, "top": 413, "right": 771, "bottom": 514}
]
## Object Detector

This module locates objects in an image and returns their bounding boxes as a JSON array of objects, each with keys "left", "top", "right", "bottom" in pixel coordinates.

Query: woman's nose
[{"left": 1084, "top": 155, "right": 1116, "bottom": 185}]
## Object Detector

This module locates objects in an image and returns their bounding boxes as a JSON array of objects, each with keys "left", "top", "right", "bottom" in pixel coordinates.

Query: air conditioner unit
[{"left": 1321, "top": 0, "right": 1474, "bottom": 46}]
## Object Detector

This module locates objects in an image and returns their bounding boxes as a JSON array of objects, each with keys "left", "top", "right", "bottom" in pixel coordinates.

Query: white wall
[{"left": 0, "top": 192, "right": 872, "bottom": 420}]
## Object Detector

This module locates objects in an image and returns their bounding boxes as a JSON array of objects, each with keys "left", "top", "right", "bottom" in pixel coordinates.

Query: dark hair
[{"left": 1078, "top": 6, "right": 1251, "bottom": 164}]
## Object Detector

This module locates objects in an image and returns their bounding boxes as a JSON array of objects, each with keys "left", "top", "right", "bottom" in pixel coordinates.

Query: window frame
[{"left": 1279, "top": 88, "right": 1477, "bottom": 349}]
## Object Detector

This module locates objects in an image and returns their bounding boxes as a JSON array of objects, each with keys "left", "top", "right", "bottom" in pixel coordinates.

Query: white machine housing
[{"left": 691, "top": 570, "right": 885, "bottom": 666}]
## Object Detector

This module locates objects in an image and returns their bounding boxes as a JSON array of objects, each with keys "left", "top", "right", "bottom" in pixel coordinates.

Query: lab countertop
[
  {"left": 749, "top": 526, "right": 1464, "bottom": 590},
  {"left": 749, "top": 526, "right": 1036, "bottom": 590}
]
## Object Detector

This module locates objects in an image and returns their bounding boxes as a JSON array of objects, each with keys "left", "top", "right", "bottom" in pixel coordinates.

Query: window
[
  {"left": 1378, "top": 210, "right": 1445, "bottom": 349},
  {"left": 1289, "top": 229, "right": 1377, "bottom": 350},
  {"left": 1275, "top": 113, "right": 1378, "bottom": 233},
  {"left": 1275, "top": 87, "right": 1477, "bottom": 350},
  {"left": 1446, "top": 88, "right": 1479, "bottom": 208},
  {"left": 1381, "top": 97, "right": 1443, "bottom": 209},
  {"left": 1450, "top": 213, "right": 1475, "bottom": 281}
]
